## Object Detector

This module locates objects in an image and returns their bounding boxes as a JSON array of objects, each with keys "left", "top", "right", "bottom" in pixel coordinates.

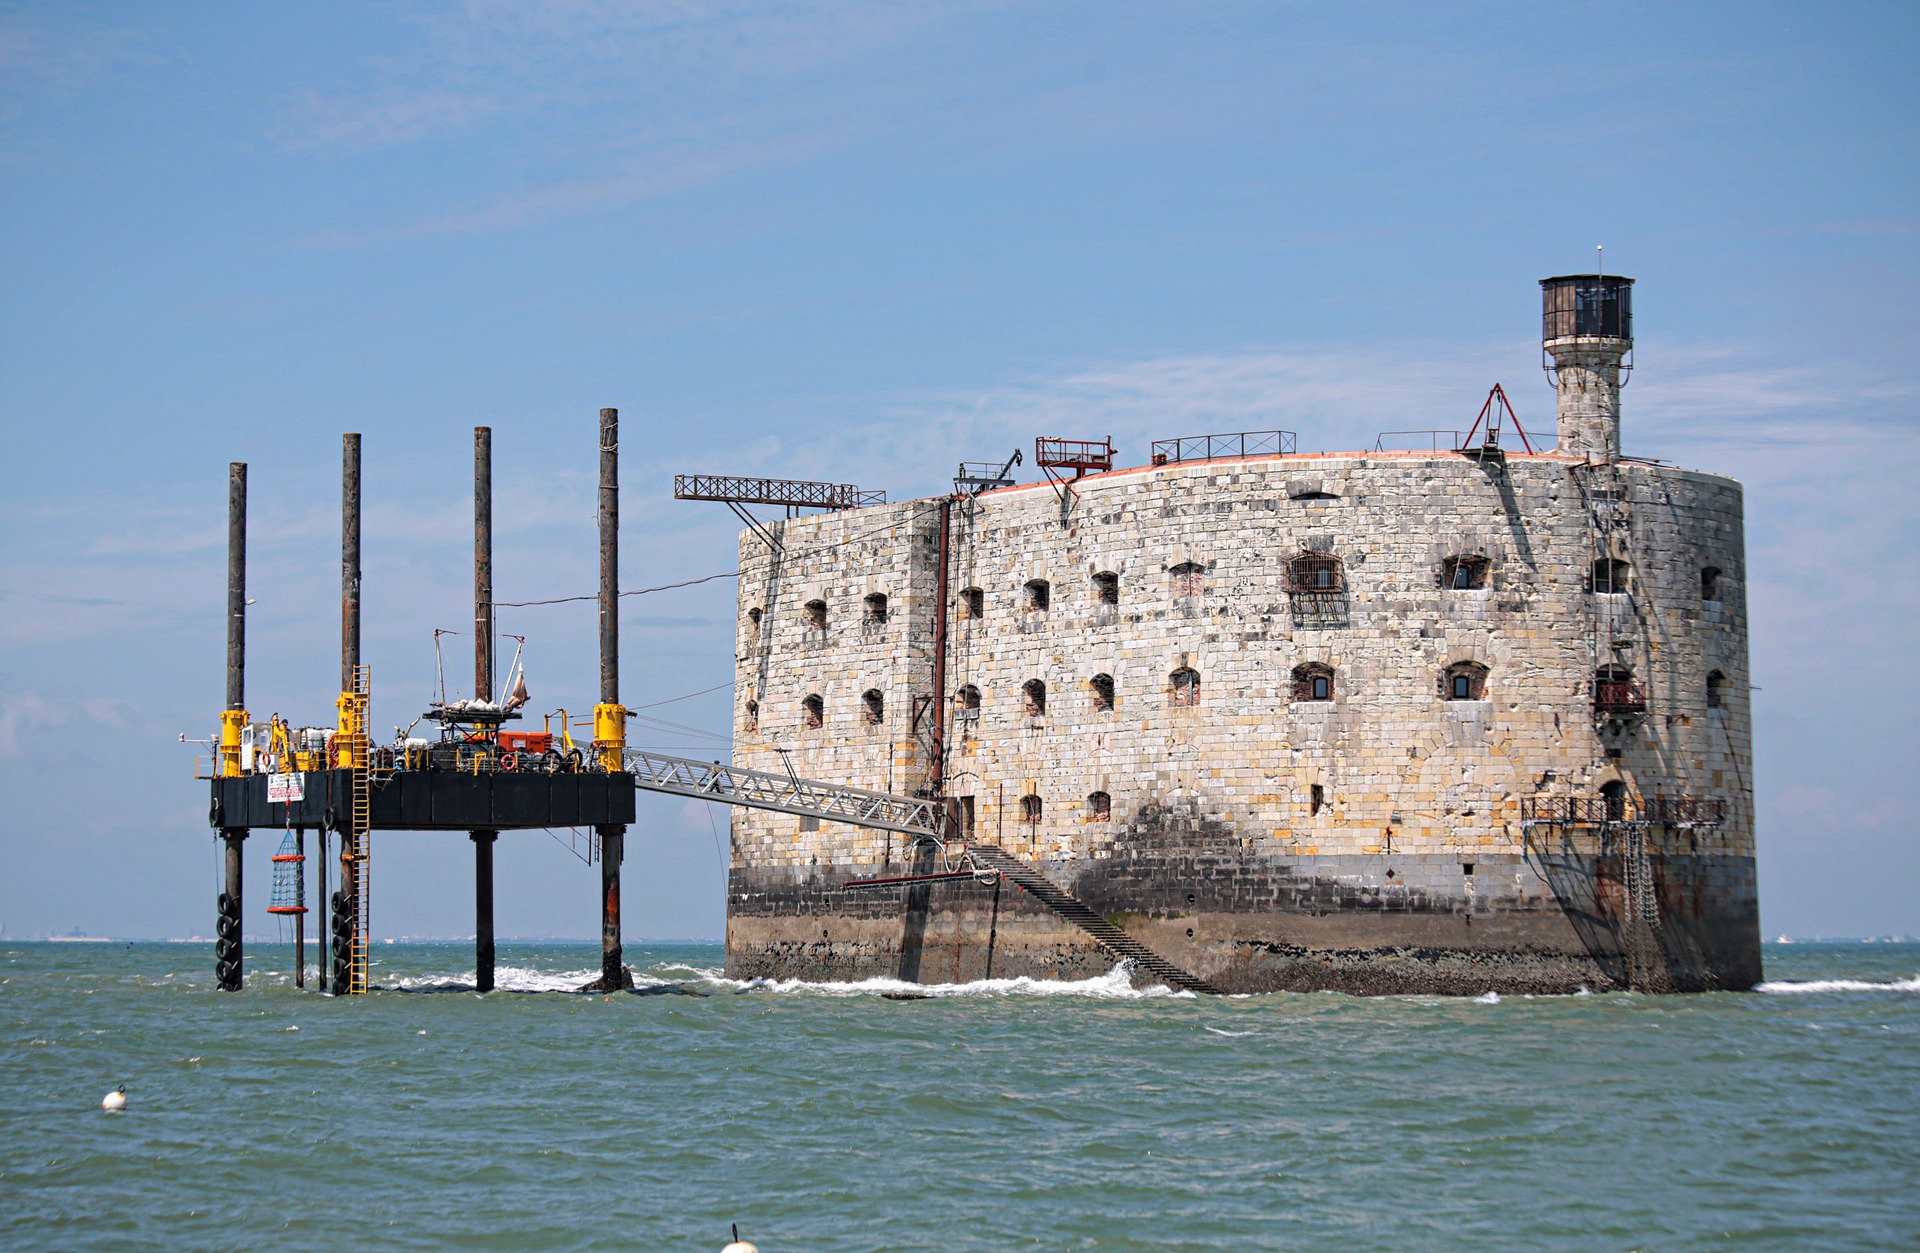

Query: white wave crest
[
  {"left": 1755, "top": 975, "right": 1920, "bottom": 995},
  {"left": 710, "top": 961, "right": 1194, "bottom": 1000},
  {"left": 381, "top": 966, "right": 680, "bottom": 994},
  {"left": 374, "top": 960, "right": 1189, "bottom": 998},
  {"left": 1473, "top": 990, "right": 1502, "bottom": 1004}
]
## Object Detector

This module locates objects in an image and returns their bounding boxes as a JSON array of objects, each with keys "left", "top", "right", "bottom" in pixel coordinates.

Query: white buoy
[
  {"left": 102, "top": 1085, "right": 127, "bottom": 1111},
  {"left": 722, "top": 1223, "right": 758, "bottom": 1253}
]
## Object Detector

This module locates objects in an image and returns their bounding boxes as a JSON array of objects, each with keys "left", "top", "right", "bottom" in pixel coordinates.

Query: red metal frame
[
  {"left": 1035, "top": 437, "right": 1115, "bottom": 476},
  {"left": 1593, "top": 680, "right": 1648, "bottom": 715},
  {"left": 1460, "top": 383, "right": 1538, "bottom": 454}
]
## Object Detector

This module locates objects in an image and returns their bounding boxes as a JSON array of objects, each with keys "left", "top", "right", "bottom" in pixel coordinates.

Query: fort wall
[{"left": 722, "top": 449, "right": 1759, "bottom": 993}]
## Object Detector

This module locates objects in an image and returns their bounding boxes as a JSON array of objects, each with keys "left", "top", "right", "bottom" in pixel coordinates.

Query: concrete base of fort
[{"left": 726, "top": 852, "right": 1762, "bottom": 995}]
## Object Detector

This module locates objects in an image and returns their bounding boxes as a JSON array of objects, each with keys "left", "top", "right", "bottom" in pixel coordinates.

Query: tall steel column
[
  {"left": 595, "top": 408, "right": 630, "bottom": 991},
  {"left": 341, "top": 435, "right": 361, "bottom": 691},
  {"left": 331, "top": 434, "right": 360, "bottom": 992},
  {"left": 217, "top": 462, "right": 248, "bottom": 991},
  {"left": 472, "top": 426, "right": 498, "bottom": 993}
]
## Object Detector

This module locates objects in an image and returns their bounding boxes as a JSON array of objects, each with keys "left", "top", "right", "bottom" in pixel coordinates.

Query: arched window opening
[
  {"left": 803, "top": 599, "right": 828, "bottom": 633},
  {"left": 1170, "top": 561, "right": 1204, "bottom": 599},
  {"left": 1310, "top": 784, "right": 1326, "bottom": 816},
  {"left": 1024, "top": 579, "right": 1051, "bottom": 612},
  {"left": 1593, "top": 664, "right": 1646, "bottom": 714},
  {"left": 1090, "top": 673, "right": 1115, "bottom": 712},
  {"left": 747, "top": 606, "right": 764, "bottom": 638},
  {"left": 1170, "top": 667, "right": 1201, "bottom": 708},
  {"left": 1590, "top": 558, "right": 1631, "bottom": 595},
  {"left": 801, "top": 694, "right": 824, "bottom": 729},
  {"left": 1701, "top": 567, "right": 1722, "bottom": 602},
  {"left": 1087, "top": 792, "right": 1112, "bottom": 822},
  {"left": 1093, "top": 571, "right": 1119, "bottom": 605},
  {"left": 955, "top": 684, "right": 981, "bottom": 721},
  {"left": 1706, "top": 670, "right": 1727, "bottom": 710},
  {"left": 862, "top": 688, "right": 885, "bottom": 725},
  {"left": 1443, "top": 661, "right": 1489, "bottom": 702},
  {"left": 958, "top": 587, "right": 984, "bottom": 620},
  {"left": 1286, "top": 552, "right": 1344, "bottom": 594},
  {"left": 1441, "top": 555, "right": 1490, "bottom": 590},
  {"left": 1292, "top": 663, "right": 1335, "bottom": 703},
  {"left": 1020, "top": 793, "right": 1044, "bottom": 824},
  {"left": 863, "top": 593, "right": 888, "bottom": 627},
  {"left": 744, "top": 699, "right": 759, "bottom": 732},
  {"left": 1022, "top": 679, "right": 1047, "bottom": 718},
  {"left": 1600, "top": 779, "right": 1628, "bottom": 822}
]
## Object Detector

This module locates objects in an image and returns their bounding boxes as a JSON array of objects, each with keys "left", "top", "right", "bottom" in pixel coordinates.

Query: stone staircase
[{"left": 967, "top": 843, "right": 1225, "bottom": 995}]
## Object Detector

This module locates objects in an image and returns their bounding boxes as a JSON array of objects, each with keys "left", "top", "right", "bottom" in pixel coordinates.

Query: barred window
[
  {"left": 1170, "top": 667, "right": 1201, "bottom": 708},
  {"left": 1286, "top": 552, "right": 1344, "bottom": 593},
  {"left": 801, "top": 694, "right": 824, "bottom": 729},
  {"left": 1170, "top": 561, "right": 1204, "bottom": 599},
  {"left": 1291, "top": 663, "right": 1334, "bottom": 702}
]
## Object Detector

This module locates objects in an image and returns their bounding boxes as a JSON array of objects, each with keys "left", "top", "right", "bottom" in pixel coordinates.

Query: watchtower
[{"left": 1541, "top": 273, "right": 1633, "bottom": 461}]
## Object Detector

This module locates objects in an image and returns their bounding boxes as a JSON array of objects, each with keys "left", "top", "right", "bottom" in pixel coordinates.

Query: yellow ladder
[{"left": 344, "top": 665, "right": 373, "bottom": 994}]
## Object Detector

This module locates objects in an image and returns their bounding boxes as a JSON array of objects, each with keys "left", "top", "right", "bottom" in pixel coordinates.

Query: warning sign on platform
[{"left": 268, "top": 772, "right": 305, "bottom": 803}]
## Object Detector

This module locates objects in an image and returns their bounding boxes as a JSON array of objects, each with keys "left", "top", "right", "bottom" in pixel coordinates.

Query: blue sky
[{"left": 2, "top": 1, "right": 1915, "bottom": 942}]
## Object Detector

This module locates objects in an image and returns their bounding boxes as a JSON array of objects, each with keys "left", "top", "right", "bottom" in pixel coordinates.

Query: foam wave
[
  {"left": 374, "top": 961, "right": 1187, "bottom": 998},
  {"left": 1755, "top": 975, "right": 1920, "bottom": 995},
  {"left": 709, "top": 961, "right": 1194, "bottom": 1000},
  {"left": 381, "top": 966, "right": 682, "bottom": 994}
]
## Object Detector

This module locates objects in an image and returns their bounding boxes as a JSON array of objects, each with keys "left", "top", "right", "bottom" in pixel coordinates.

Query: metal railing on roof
[
  {"left": 1372, "top": 431, "right": 1466, "bottom": 452},
  {"left": 1151, "top": 430, "right": 1297, "bottom": 465}
]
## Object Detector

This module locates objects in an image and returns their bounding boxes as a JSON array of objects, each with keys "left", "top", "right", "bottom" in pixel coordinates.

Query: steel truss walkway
[{"left": 624, "top": 749, "right": 1220, "bottom": 994}]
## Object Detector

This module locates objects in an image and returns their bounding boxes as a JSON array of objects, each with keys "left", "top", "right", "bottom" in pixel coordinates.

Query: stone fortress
[{"left": 724, "top": 275, "right": 1759, "bottom": 994}]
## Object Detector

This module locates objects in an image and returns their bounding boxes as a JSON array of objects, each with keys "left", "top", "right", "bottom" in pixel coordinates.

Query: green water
[{"left": 2, "top": 941, "right": 1916, "bottom": 1251}]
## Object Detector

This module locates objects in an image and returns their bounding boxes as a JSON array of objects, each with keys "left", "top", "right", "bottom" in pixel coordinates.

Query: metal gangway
[{"left": 622, "top": 749, "right": 1221, "bottom": 993}]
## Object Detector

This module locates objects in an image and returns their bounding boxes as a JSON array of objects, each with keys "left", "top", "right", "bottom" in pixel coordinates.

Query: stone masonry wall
[{"left": 722, "top": 450, "right": 1757, "bottom": 991}]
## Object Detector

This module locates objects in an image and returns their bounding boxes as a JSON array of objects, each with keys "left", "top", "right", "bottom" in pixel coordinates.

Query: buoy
[
  {"left": 722, "top": 1222, "right": 758, "bottom": 1253},
  {"left": 102, "top": 1085, "right": 127, "bottom": 1111}
]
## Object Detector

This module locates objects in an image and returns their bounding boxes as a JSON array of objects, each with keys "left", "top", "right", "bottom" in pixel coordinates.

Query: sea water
[{"left": 2, "top": 940, "right": 1916, "bottom": 1250}]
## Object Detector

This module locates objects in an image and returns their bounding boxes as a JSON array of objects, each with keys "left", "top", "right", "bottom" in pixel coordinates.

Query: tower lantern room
[{"left": 1541, "top": 273, "right": 1634, "bottom": 462}]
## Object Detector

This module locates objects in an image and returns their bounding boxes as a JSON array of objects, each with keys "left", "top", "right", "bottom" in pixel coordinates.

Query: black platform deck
[{"left": 208, "top": 770, "right": 636, "bottom": 831}]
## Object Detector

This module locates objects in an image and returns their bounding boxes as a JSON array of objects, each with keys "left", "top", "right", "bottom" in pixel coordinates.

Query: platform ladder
[{"left": 343, "top": 665, "right": 373, "bottom": 995}]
